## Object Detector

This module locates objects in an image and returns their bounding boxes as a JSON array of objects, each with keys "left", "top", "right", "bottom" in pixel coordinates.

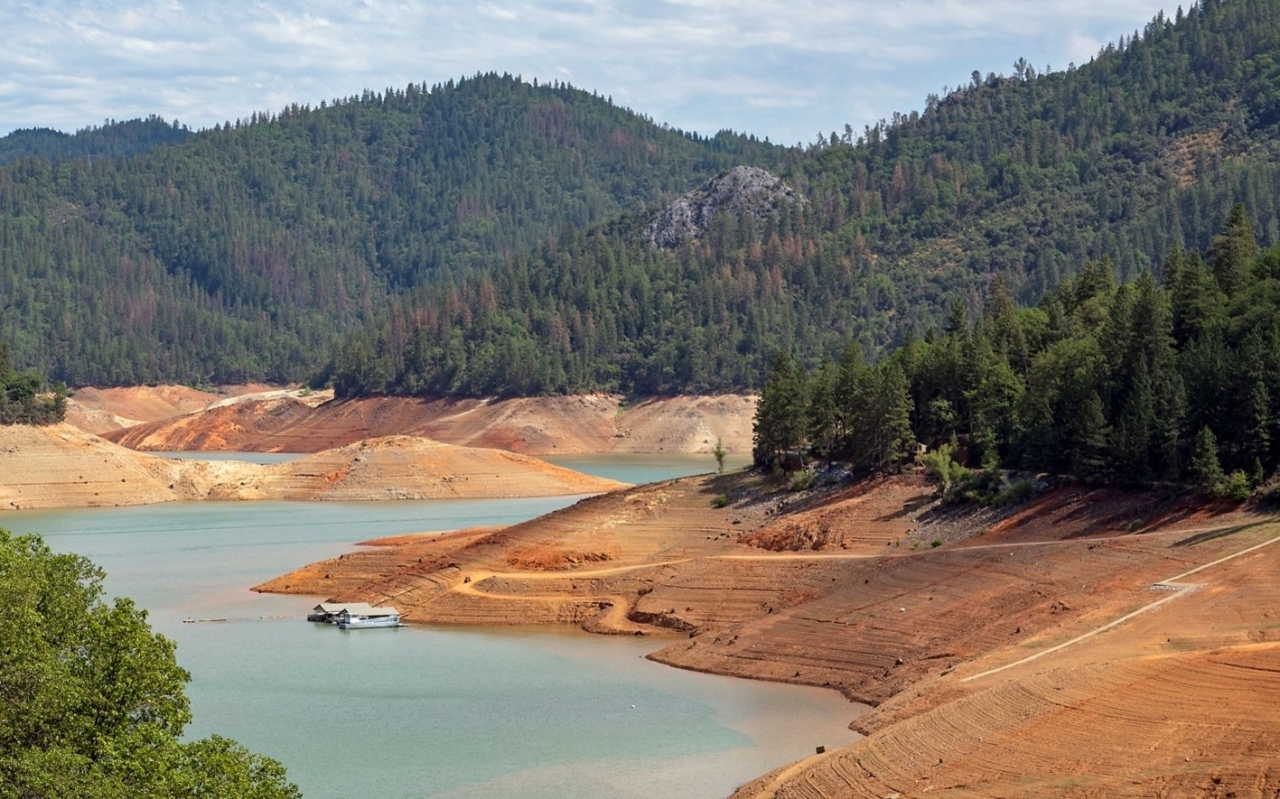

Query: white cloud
[{"left": 0, "top": 1, "right": 1175, "bottom": 144}]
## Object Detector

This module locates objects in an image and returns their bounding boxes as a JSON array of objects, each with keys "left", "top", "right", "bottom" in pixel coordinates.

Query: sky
[{"left": 1, "top": 1, "right": 1177, "bottom": 146}]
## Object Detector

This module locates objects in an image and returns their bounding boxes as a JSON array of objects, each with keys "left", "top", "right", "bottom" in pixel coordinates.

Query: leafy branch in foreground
[{"left": 0, "top": 529, "right": 300, "bottom": 798}]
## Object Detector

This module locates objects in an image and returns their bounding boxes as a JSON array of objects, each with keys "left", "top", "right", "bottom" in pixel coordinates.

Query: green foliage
[
  {"left": 920, "top": 442, "right": 969, "bottom": 494},
  {"left": 713, "top": 439, "right": 727, "bottom": 474},
  {"left": 751, "top": 205, "right": 1280, "bottom": 496},
  {"left": 712, "top": 493, "right": 729, "bottom": 508},
  {"left": 0, "top": 530, "right": 299, "bottom": 798},
  {"left": 0, "top": 342, "right": 65, "bottom": 425},
  {"left": 7, "top": 3, "right": 1280, "bottom": 394},
  {"left": 993, "top": 479, "right": 1035, "bottom": 508},
  {"left": 1222, "top": 470, "right": 1254, "bottom": 500},
  {"left": 0, "top": 117, "right": 192, "bottom": 166},
  {"left": 330, "top": 0, "right": 1280, "bottom": 398},
  {"left": 1189, "top": 426, "right": 1227, "bottom": 495},
  {"left": 0, "top": 74, "right": 776, "bottom": 387},
  {"left": 789, "top": 469, "right": 816, "bottom": 492},
  {"left": 753, "top": 352, "right": 808, "bottom": 467}
]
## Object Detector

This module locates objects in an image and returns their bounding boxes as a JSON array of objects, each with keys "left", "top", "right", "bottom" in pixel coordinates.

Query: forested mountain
[
  {"left": 753, "top": 205, "right": 1280, "bottom": 495},
  {"left": 0, "top": 74, "right": 775, "bottom": 385},
  {"left": 9, "top": 0, "right": 1280, "bottom": 394},
  {"left": 329, "top": 0, "right": 1280, "bottom": 397},
  {"left": 0, "top": 117, "right": 193, "bottom": 166}
]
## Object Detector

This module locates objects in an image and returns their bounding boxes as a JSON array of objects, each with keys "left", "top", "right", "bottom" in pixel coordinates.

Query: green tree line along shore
[
  {"left": 753, "top": 205, "right": 1280, "bottom": 500},
  {"left": 3, "top": 1, "right": 1280, "bottom": 393}
]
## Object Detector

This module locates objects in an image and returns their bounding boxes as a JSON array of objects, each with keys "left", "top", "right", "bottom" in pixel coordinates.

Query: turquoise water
[
  {"left": 542, "top": 454, "right": 750, "bottom": 486},
  {"left": 4, "top": 459, "right": 859, "bottom": 798}
]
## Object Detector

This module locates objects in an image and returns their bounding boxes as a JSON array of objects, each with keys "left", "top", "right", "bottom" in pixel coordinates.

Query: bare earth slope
[
  {"left": 258, "top": 472, "right": 1277, "bottom": 797},
  {"left": 100, "top": 394, "right": 757, "bottom": 455},
  {"left": 0, "top": 426, "right": 622, "bottom": 510},
  {"left": 65, "top": 385, "right": 226, "bottom": 433}
]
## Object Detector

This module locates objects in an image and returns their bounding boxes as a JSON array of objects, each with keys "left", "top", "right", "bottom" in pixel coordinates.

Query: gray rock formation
[{"left": 642, "top": 165, "right": 801, "bottom": 249}]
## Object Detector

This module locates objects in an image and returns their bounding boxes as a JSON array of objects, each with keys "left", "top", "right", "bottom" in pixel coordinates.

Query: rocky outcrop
[{"left": 642, "top": 165, "right": 801, "bottom": 249}]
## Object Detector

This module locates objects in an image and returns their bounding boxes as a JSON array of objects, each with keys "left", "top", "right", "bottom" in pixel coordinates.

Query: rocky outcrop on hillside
[{"left": 642, "top": 165, "right": 801, "bottom": 249}]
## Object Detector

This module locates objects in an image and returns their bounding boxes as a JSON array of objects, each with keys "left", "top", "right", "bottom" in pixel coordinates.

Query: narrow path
[
  {"left": 962, "top": 527, "right": 1280, "bottom": 683},
  {"left": 451, "top": 572, "right": 642, "bottom": 631}
]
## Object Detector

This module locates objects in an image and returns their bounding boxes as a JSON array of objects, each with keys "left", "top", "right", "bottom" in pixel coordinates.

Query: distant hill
[
  {"left": 0, "top": 117, "right": 192, "bottom": 165},
  {"left": 0, "top": 74, "right": 776, "bottom": 385},
  {"left": 328, "top": 0, "right": 1280, "bottom": 396}
]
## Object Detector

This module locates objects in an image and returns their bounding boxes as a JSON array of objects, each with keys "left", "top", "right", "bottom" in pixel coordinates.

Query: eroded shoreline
[{"left": 258, "top": 468, "right": 1280, "bottom": 797}]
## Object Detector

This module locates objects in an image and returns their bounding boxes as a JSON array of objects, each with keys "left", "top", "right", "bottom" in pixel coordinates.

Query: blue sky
[{"left": 1, "top": 1, "right": 1175, "bottom": 145}]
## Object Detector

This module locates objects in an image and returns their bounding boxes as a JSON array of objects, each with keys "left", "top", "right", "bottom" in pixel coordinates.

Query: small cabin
[{"left": 307, "top": 601, "right": 377, "bottom": 623}]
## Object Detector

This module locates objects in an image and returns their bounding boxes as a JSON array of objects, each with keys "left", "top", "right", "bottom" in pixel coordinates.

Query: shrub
[
  {"left": 1220, "top": 470, "right": 1252, "bottom": 501},
  {"left": 712, "top": 494, "right": 729, "bottom": 508},
  {"left": 789, "top": 469, "right": 815, "bottom": 492},
  {"left": 920, "top": 443, "right": 968, "bottom": 494},
  {"left": 992, "top": 479, "right": 1033, "bottom": 508}
]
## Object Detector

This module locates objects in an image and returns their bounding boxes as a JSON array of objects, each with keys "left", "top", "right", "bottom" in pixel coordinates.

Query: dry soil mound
[
  {"left": 0, "top": 426, "right": 622, "bottom": 510},
  {"left": 65, "top": 385, "right": 225, "bottom": 433},
  {"left": 262, "top": 436, "right": 625, "bottom": 501}
]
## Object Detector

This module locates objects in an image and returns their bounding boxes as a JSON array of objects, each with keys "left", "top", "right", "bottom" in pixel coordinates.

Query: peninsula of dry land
[
  {"left": 0, "top": 424, "right": 622, "bottom": 510},
  {"left": 259, "top": 469, "right": 1280, "bottom": 798}
]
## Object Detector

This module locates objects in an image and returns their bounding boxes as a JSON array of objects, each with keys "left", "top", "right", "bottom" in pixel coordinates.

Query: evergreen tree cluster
[
  {"left": 327, "top": 0, "right": 1280, "bottom": 399},
  {"left": 0, "top": 117, "right": 193, "bottom": 166},
  {"left": 753, "top": 205, "right": 1280, "bottom": 496},
  {"left": 0, "top": 342, "right": 65, "bottom": 425},
  {"left": 9, "top": 1, "right": 1280, "bottom": 394},
  {"left": 0, "top": 74, "right": 773, "bottom": 386}
]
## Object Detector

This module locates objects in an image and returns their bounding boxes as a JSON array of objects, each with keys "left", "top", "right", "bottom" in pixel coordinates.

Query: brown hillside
[
  {"left": 100, "top": 394, "right": 756, "bottom": 455},
  {"left": 65, "top": 385, "right": 225, "bottom": 433},
  {"left": 66, "top": 384, "right": 323, "bottom": 435},
  {"left": 258, "top": 472, "right": 1277, "bottom": 797}
]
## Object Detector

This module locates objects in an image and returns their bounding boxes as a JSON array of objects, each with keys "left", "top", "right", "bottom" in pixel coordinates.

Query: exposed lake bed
[{"left": 7, "top": 459, "right": 860, "bottom": 798}]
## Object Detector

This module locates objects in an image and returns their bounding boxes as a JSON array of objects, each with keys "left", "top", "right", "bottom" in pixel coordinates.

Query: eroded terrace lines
[{"left": 962, "top": 524, "right": 1280, "bottom": 683}]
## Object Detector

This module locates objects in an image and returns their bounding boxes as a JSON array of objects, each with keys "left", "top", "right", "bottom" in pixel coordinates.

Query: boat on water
[
  {"left": 336, "top": 605, "right": 402, "bottom": 629},
  {"left": 307, "top": 601, "right": 402, "bottom": 628}
]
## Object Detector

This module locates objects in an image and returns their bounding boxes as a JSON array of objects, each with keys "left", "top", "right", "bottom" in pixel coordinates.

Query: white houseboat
[{"left": 336, "top": 605, "right": 402, "bottom": 629}]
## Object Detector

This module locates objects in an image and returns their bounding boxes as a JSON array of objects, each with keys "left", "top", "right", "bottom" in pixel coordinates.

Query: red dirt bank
[
  {"left": 99, "top": 393, "right": 757, "bottom": 455},
  {"left": 259, "top": 473, "right": 1278, "bottom": 797}
]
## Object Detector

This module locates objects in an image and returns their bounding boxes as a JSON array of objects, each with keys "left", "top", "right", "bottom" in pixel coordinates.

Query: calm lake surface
[{"left": 6, "top": 457, "right": 859, "bottom": 798}]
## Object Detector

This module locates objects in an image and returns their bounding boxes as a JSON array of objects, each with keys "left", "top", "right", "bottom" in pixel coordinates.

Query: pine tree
[
  {"left": 1188, "top": 426, "right": 1225, "bottom": 494},
  {"left": 752, "top": 352, "right": 806, "bottom": 468},
  {"left": 1208, "top": 203, "right": 1258, "bottom": 297}
]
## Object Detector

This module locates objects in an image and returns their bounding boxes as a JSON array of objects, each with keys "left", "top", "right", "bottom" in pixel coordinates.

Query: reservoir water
[{"left": 5, "top": 457, "right": 859, "bottom": 798}]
